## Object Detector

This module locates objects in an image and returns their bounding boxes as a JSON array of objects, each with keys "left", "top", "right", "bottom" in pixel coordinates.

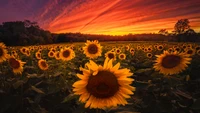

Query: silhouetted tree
[
  {"left": 0, "top": 20, "right": 53, "bottom": 46},
  {"left": 158, "top": 29, "right": 168, "bottom": 36},
  {"left": 174, "top": 19, "right": 190, "bottom": 34}
]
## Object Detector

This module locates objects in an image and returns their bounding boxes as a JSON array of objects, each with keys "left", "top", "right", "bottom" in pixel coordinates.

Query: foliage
[{"left": 0, "top": 20, "right": 53, "bottom": 46}]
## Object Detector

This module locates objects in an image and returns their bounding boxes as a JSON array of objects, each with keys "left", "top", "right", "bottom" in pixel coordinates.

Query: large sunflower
[
  {"left": 153, "top": 51, "right": 192, "bottom": 75},
  {"left": 38, "top": 59, "right": 48, "bottom": 70},
  {"left": 73, "top": 58, "right": 135, "bottom": 109},
  {"left": 59, "top": 47, "right": 75, "bottom": 61},
  {"left": 0, "top": 42, "right": 8, "bottom": 63},
  {"left": 83, "top": 40, "right": 102, "bottom": 59},
  {"left": 8, "top": 55, "right": 25, "bottom": 74}
]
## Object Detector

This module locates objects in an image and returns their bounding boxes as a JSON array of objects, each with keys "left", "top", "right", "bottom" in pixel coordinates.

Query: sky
[{"left": 0, "top": 0, "right": 200, "bottom": 35}]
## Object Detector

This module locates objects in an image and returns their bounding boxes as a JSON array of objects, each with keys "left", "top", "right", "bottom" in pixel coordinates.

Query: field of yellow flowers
[{"left": 0, "top": 41, "right": 200, "bottom": 113}]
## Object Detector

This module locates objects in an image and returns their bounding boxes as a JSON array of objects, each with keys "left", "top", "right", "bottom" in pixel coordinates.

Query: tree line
[{"left": 0, "top": 19, "right": 199, "bottom": 46}]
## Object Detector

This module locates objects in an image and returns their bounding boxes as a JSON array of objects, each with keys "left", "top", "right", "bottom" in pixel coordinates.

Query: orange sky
[{"left": 1, "top": 0, "right": 200, "bottom": 35}]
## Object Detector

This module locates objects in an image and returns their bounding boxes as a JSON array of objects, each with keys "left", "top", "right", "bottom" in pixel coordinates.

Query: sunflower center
[
  {"left": 50, "top": 52, "right": 54, "bottom": 56},
  {"left": 22, "top": 48, "right": 26, "bottom": 53},
  {"left": 159, "top": 46, "right": 163, "bottom": 49},
  {"left": 161, "top": 55, "right": 181, "bottom": 68},
  {"left": 0, "top": 48, "right": 3, "bottom": 56},
  {"left": 88, "top": 44, "right": 98, "bottom": 54},
  {"left": 108, "top": 53, "right": 114, "bottom": 59},
  {"left": 120, "top": 55, "right": 124, "bottom": 58},
  {"left": 187, "top": 50, "right": 193, "bottom": 54},
  {"left": 56, "top": 53, "right": 60, "bottom": 58},
  {"left": 63, "top": 50, "right": 70, "bottom": 57},
  {"left": 9, "top": 58, "right": 20, "bottom": 69},
  {"left": 86, "top": 71, "right": 119, "bottom": 98},
  {"left": 41, "top": 61, "right": 47, "bottom": 68}
]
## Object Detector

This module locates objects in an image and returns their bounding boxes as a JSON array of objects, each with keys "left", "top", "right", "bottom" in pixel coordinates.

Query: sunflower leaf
[
  {"left": 31, "top": 86, "right": 45, "bottom": 94},
  {"left": 13, "top": 80, "right": 24, "bottom": 89},
  {"left": 62, "top": 93, "right": 77, "bottom": 103}
]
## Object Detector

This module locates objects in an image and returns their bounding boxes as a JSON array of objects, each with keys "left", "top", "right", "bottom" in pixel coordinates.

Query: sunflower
[
  {"left": 25, "top": 49, "right": 31, "bottom": 57},
  {"left": 50, "top": 47, "right": 56, "bottom": 52},
  {"left": 20, "top": 47, "right": 27, "bottom": 55},
  {"left": 60, "top": 47, "right": 75, "bottom": 61},
  {"left": 119, "top": 53, "right": 126, "bottom": 60},
  {"left": 11, "top": 50, "right": 18, "bottom": 58},
  {"left": 111, "top": 48, "right": 116, "bottom": 52},
  {"left": 115, "top": 48, "right": 121, "bottom": 54},
  {"left": 0, "top": 42, "right": 8, "bottom": 63},
  {"left": 137, "top": 46, "right": 141, "bottom": 50},
  {"left": 54, "top": 51, "right": 61, "bottom": 60},
  {"left": 35, "top": 51, "right": 42, "bottom": 59},
  {"left": 38, "top": 59, "right": 48, "bottom": 70},
  {"left": 129, "top": 48, "right": 135, "bottom": 54},
  {"left": 8, "top": 55, "right": 25, "bottom": 74},
  {"left": 174, "top": 47, "right": 181, "bottom": 53},
  {"left": 147, "top": 53, "right": 152, "bottom": 58},
  {"left": 48, "top": 50, "right": 55, "bottom": 58},
  {"left": 125, "top": 45, "right": 130, "bottom": 51},
  {"left": 147, "top": 47, "right": 152, "bottom": 52},
  {"left": 153, "top": 51, "right": 192, "bottom": 75},
  {"left": 182, "top": 44, "right": 187, "bottom": 49},
  {"left": 144, "top": 48, "right": 148, "bottom": 52},
  {"left": 157, "top": 45, "right": 163, "bottom": 50},
  {"left": 72, "top": 58, "right": 135, "bottom": 109},
  {"left": 105, "top": 51, "right": 116, "bottom": 61},
  {"left": 195, "top": 46, "right": 200, "bottom": 51},
  {"left": 185, "top": 48, "right": 195, "bottom": 56},
  {"left": 196, "top": 50, "right": 200, "bottom": 56},
  {"left": 168, "top": 48, "right": 173, "bottom": 53},
  {"left": 83, "top": 40, "right": 102, "bottom": 59}
]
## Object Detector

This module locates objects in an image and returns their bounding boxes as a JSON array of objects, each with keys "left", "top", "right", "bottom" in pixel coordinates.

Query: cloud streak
[{"left": 1, "top": 0, "right": 200, "bottom": 35}]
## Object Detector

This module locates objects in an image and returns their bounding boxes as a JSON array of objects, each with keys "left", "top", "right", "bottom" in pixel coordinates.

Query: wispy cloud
[{"left": 1, "top": 0, "right": 200, "bottom": 35}]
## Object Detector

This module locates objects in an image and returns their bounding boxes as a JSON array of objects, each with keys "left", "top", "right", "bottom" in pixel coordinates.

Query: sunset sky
[{"left": 0, "top": 0, "right": 200, "bottom": 35}]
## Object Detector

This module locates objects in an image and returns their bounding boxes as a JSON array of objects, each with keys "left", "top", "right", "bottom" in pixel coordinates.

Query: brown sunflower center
[
  {"left": 148, "top": 53, "right": 152, "bottom": 57},
  {"left": 187, "top": 50, "right": 193, "bottom": 54},
  {"left": 0, "top": 48, "right": 3, "bottom": 56},
  {"left": 108, "top": 53, "right": 114, "bottom": 59},
  {"left": 161, "top": 55, "right": 181, "bottom": 68},
  {"left": 22, "top": 48, "right": 26, "bottom": 53},
  {"left": 196, "top": 47, "right": 200, "bottom": 51},
  {"left": 120, "top": 55, "right": 124, "bottom": 58},
  {"left": 9, "top": 58, "right": 20, "bottom": 69},
  {"left": 50, "top": 52, "right": 54, "bottom": 56},
  {"left": 56, "top": 53, "right": 60, "bottom": 58},
  {"left": 87, "top": 44, "right": 98, "bottom": 54},
  {"left": 63, "top": 50, "right": 70, "bottom": 57},
  {"left": 86, "top": 71, "right": 119, "bottom": 98},
  {"left": 37, "top": 53, "right": 41, "bottom": 58},
  {"left": 41, "top": 61, "right": 47, "bottom": 68},
  {"left": 158, "top": 46, "right": 163, "bottom": 49}
]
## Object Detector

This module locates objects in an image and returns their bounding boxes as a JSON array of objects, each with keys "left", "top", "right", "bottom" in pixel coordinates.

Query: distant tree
[
  {"left": 158, "top": 29, "right": 168, "bottom": 35},
  {"left": 174, "top": 19, "right": 190, "bottom": 34},
  {"left": 0, "top": 20, "right": 52, "bottom": 46}
]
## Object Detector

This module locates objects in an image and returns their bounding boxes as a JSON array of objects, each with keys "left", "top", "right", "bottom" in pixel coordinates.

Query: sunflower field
[{"left": 0, "top": 41, "right": 200, "bottom": 113}]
